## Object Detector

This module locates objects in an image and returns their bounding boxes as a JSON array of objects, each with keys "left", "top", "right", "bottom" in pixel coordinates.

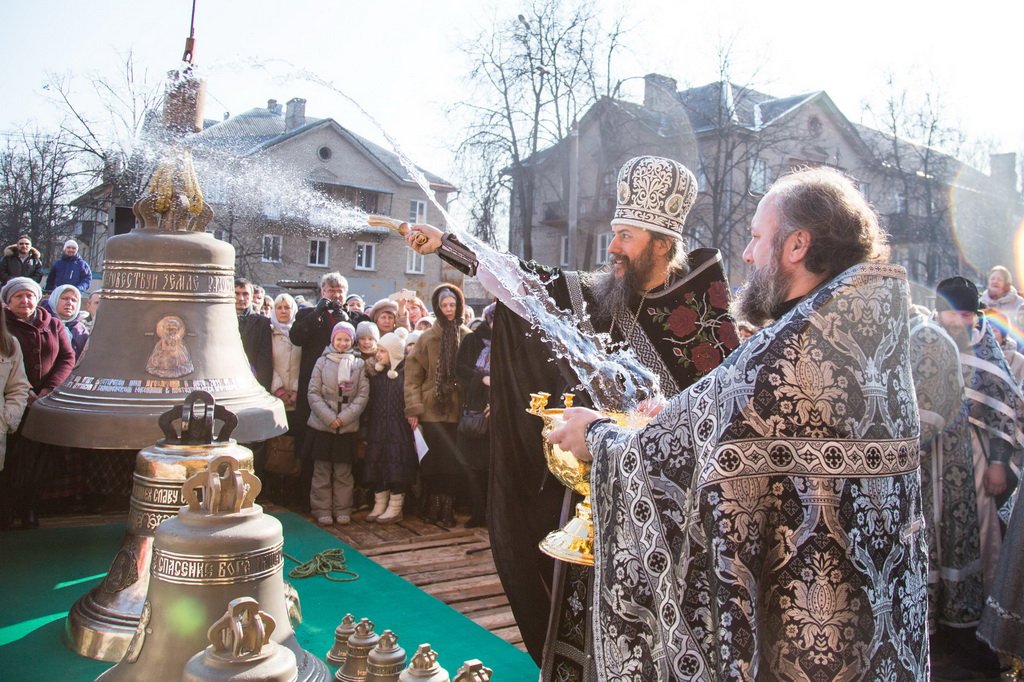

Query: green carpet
[{"left": 0, "top": 512, "right": 539, "bottom": 680}]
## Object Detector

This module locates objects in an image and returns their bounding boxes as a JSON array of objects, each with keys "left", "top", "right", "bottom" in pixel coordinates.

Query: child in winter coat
[
  {"left": 355, "top": 320, "right": 380, "bottom": 363},
  {"left": 306, "top": 321, "right": 369, "bottom": 525},
  {"left": 363, "top": 331, "right": 419, "bottom": 523}
]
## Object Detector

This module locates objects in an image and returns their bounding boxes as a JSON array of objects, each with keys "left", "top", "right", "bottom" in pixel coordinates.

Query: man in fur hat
[
  {"left": 406, "top": 156, "right": 737, "bottom": 672},
  {"left": 0, "top": 235, "right": 43, "bottom": 285}
]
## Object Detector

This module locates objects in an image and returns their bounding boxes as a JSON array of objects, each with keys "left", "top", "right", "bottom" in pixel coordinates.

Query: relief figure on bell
[{"left": 145, "top": 315, "right": 194, "bottom": 378}]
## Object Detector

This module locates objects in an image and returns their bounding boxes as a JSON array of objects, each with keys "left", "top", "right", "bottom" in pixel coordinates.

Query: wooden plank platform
[{"left": 319, "top": 507, "right": 525, "bottom": 651}]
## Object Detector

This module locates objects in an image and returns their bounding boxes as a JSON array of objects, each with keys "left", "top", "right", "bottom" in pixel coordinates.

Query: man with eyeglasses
[{"left": 0, "top": 235, "right": 44, "bottom": 285}]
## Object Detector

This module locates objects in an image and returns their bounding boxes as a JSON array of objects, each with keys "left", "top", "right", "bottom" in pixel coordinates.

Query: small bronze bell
[
  {"left": 65, "top": 392, "right": 253, "bottom": 662},
  {"left": 335, "top": 618, "right": 379, "bottom": 682},
  {"left": 181, "top": 597, "right": 298, "bottom": 682},
  {"left": 397, "top": 645, "right": 449, "bottom": 682},
  {"left": 96, "top": 457, "right": 328, "bottom": 682},
  {"left": 326, "top": 614, "right": 357, "bottom": 667},
  {"left": 365, "top": 631, "right": 406, "bottom": 682},
  {"left": 451, "top": 661, "right": 491, "bottom": 682}
]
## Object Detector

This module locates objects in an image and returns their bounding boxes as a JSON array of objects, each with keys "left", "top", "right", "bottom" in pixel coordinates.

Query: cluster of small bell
[{"left": 324, "top": 617, "right": 491, "bottom": 682}]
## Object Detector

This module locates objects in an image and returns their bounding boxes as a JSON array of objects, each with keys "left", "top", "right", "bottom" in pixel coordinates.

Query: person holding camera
[{"left": 289, "top": 272, "right": 351, "bottom": 510}]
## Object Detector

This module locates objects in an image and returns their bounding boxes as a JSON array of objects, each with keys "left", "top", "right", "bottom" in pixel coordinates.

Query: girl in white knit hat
[{"left": 362, "top": 331, "right": 418, "bottom": 523}]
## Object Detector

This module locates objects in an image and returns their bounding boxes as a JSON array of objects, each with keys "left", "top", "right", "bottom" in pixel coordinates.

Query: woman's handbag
[
  {"left": 264, "top": 434, "right": 301, "bottom": 476},
  {"left": 458, "top": 407, "right": 489, "bottom": 438}
]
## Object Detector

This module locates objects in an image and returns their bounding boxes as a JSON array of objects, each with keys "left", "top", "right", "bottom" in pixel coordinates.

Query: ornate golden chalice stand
[
  {"left": 528, "top": 392, "right": 649, "bottom": 566},
  {"left": 528, "top": 392, "right": 594, "bottom": 566}
]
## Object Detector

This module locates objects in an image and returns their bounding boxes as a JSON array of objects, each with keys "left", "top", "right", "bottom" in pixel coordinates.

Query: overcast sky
[{"left": 3, "top": 0, "right": 1022, "bottom": 188}]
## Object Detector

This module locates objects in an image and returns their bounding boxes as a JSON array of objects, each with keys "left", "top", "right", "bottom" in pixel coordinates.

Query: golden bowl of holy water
[{"left": 527, "top": 392, "right": 647, "bottom": 566}]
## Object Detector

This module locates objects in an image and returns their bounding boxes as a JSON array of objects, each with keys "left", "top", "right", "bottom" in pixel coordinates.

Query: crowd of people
[
  {"left": 1, "top": 158, "right": 1024, "bottom": 679},
  {"left": 0, "top": 234, "right": 97, "bottom": 528},
  {"left": 232, "top": 274, "right": 494, "bottom": 532}
]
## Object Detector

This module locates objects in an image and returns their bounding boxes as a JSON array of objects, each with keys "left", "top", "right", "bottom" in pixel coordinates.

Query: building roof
[
  {"left": 852, "top": 122, "right": 992, "bottom": 191},
  {"left": 192, "top": 104, "right": 455, "bottom": 190},
  {"left": 676, "top": 81, "right": 776, "bottom": 132}
]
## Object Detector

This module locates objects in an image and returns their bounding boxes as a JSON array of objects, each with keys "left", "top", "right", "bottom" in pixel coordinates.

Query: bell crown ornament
[
  {"left": 398, "top": 644, "right": 449, "bottom": 682},
  {"left": 133, "top": 149, "right": 213, "bottom": 233},
  {"left": 325, "top": 614, "right": 356, "bottom": 667},
  {"left": 208, "top": 597, "right": 277, "bottom": 661},
  {"left": 181, "top": 597, "right": 299, "bottom": 682},
  {"left": 365, "top": 630, "right": 406, "bottom": 682},
  {"left": 452, "top": 660, "right": 492, "bottom": 682},
  {"left": 161, "top": 390, "right": 238, "bottom": 445},
  {"left": 336, "top": 618, "right": 380, "bottom": 682},
  {"left": 182, "top": 455, "right": 261, "bottom": 515}
]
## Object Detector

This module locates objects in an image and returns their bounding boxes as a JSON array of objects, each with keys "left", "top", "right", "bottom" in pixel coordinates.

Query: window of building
[
  {"left": 748, "top": 157, "right": 768, "bottom": 195},
  {"left": 263, "top": 195, "right": 281, "bottom": 220},
  {"left": 355, "top": 242, "right": 376, "bottom": 271},
  {"left": 895, "top": 191, "right": 907, "bottom": 213},
  {"left": 561, "top": 236, "right": 571, "bottom": 266},
  {"left": 261, "top": 235, "right": 282, "bottom": 263},
  {"left": 696, "top": 160, "right": 708, "bottom": 192},
  {"left": 308, "top": 239, "right": 328, "bottom": 267},
  {"left": 406, "top": 247, "right": 424, "bottom": 274},
  {"left": 858, "top": 181, "right": 870, "bottom": 200},
  {"left": 595, "top": 232, "right": 613, "bottom": 265},
  {"left": 204, "top": 176, "right": 225, "bottom": 204},
  {"left": 408, "top": 200, "right": 427, "bottom": 224},
  {"left": 317, "top": 146, "right": 332, "bottom": 161}
]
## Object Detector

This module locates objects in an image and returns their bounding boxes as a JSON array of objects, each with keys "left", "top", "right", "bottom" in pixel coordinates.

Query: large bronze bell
[
  {"left": 23, "top": 142, "right": 286, "bottom": 448},
  {"left": 65, "top": 392, "right": 253, "bottom": 662},
  {"left": 96, "top": 456, "right": 328, "bottom": 682}
]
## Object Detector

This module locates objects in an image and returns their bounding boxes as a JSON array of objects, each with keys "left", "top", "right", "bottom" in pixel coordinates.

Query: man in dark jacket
[
  {"left": 0, "top": 236, "right": 44, "bottom": 285},
  {"left": 234, "top": 278, "right": 273, "bottom": 391},
  {"left": 289, "top": 272, "right": 350, "bottom": 432},
  {"left": 45, "top": 239, "right": 92, "bottom": 293},
  {"left": 235, "top": 277, "right": 273, "bottom": 487}
]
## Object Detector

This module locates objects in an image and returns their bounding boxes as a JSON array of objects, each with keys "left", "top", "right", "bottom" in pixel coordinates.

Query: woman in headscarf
[
  {"left": 455, "top": 301, "right": 495, "bottom": 527},
  {"left": 42, "top": 284, "right": 90, "bottom": 362},
  {"left": 267, "top": 293, "right": 302, "bottom": 502},
  {"left": 270, "top": 293, "right": 301, "bottom": 425},
  {"left": 0, "top": 277, "right": 74, "bottom": 528},
  {"left": 404, "top": 284, "right": 471, "bottom": 527}
]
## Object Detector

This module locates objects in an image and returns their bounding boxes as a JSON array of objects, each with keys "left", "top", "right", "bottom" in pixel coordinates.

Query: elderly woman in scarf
[
  {"left": 404, "top": 284, "right": 471, "bottom": 527},
  {"left": 455, "top": 302, "right": 495, "bottom": 528},
  {"left": 0, "top": 277, "right": 74, "bottom": 528},
  {"left": 42, "top": 284, "right": 90, "bottom": 361},
  {"left": 271, "top": 293, "right": 301, "bottom": 423}
]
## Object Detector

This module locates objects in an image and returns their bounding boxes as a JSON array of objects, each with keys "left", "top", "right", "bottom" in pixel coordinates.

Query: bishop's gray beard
[{"left": 731, "top": 256, "right": 788, "bottom": 327}]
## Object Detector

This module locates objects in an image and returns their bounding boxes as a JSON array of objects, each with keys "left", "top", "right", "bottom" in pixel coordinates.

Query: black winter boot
[
  {"left": 438, "top": 495, "right": 455, "bottom": 528},
  {"left": 423, "top": 494, "right": 441, "bottom": 523}
]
